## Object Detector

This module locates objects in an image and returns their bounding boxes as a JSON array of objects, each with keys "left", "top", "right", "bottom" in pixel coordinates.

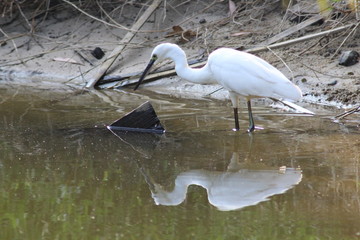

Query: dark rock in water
[
  {"left": 91, "top": 47, "right": 105, "bottom": 59},
  {"left": 339, "top": 50, "right": 359, "bottom": 66},
  {"left": 108, "top": 101, "right": 165, "bottom": 134}
]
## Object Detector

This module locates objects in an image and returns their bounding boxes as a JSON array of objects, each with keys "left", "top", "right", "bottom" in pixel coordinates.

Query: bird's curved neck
[
  {"left": 170, "top": 49, "right": 213, "bottom": 85},
  {"left": 152, "top": 171, "right": 211, "bottom": 205}
]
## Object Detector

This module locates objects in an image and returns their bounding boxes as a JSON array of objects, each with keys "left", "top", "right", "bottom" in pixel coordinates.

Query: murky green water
[{"left": 0, "top": 87, "right": 359, "bottom": 240}]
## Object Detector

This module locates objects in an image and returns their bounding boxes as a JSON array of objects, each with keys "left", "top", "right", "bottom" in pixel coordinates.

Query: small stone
[
  {"left": 91, "top": 47, "right": 105, "bottom": 59},
  {"left": 339, "top": 50, "right": 359, "bottom": 66},
  {"left": 327, "top": 80, "right": 337, "bottom": 86},
  {"left": 199, "top": 18, "right": 206, "bottom": 24}
]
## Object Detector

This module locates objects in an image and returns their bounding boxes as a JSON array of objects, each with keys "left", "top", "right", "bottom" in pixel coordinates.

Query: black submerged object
[{"left": 107, "top": 101, "right": 165, "bottom": 134}]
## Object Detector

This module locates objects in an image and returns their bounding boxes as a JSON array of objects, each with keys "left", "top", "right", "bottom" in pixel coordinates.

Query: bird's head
[{"left": 134, "top": 43, "right": 180, "bottom": 90}]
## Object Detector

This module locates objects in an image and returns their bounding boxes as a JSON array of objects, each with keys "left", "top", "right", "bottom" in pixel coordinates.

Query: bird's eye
[{"left": 152, "top": 54, "right": 158, "bottom": 60}]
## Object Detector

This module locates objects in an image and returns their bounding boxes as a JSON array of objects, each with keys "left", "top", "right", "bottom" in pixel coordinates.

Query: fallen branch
[
  {"left": 334, "top": 106, "right": 360, "bottom": 120},
  {"left": 248, "top": 23, "right": 356, "bottom": 54},
  {"left": 85, "top": 0, "right": 162, "bottom": 89},
  {"left": 97, "top": 57, "right": 204, "bottom": 88}
]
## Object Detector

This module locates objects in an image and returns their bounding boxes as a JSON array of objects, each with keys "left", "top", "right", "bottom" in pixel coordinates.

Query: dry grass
[
  {"left": 0, "top": 0, "right": 149, "bottom": 18},
  {"left": 1, "top": 0, "right": 47, "bottom": 17}
]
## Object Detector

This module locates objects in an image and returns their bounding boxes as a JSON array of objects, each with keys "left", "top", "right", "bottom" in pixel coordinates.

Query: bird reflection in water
[
  {"left": 109, "top": 125, "right": 302, "bottom": 211},
  {"left": 148, "top": 153, "right": 302, "bottom": 211}
]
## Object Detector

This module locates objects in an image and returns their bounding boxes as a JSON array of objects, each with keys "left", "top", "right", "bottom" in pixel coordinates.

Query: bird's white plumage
[
  {"left": 207, "top": 48, "right": 301, "bottom": 101},
  {"left": 140, "top": 43, "right": 304, "bottom": 131},
  {"left": 151, "top": 43, "right": 301, "bottom": 103}
]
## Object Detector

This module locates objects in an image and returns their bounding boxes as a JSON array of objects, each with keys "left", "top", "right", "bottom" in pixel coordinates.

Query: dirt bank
[{"left": 0, "top": 0, "right": 359, "bottom": 107}]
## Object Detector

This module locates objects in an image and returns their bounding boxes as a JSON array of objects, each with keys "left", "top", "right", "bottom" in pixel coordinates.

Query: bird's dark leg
[
  {"left": 247, "top": 100, "right": 255, "bottom": 132},
  {"left": 233, "top": 108, "right": 240, "bottom": 131}
]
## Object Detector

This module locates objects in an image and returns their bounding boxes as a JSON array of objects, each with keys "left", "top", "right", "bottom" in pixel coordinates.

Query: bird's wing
[
  {"left": 212, "top": 49, "right": 287, "bottom": 83},
  {"left": 208, "top": 49, "right": 301, "bottom": 100}
]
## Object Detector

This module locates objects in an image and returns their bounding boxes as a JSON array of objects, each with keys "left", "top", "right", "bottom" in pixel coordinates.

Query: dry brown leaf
[
  {"left": 182, "top": 30, "right": 196, "bottom": 39},
  {"left": 165, "top": 25, "right": 196, "bottom": 43},
  {"left": 172, "top": 25, "right": 184, "bottom": 33},
  {"left": 178, "top": 30, "right": 196, "bottom": 43},
  {"left": 165, "top": 25, "right": 185, "bottom": 38}
]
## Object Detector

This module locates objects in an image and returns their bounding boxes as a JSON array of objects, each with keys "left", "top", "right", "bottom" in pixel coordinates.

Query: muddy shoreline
[{"left": 0, "top": 1, "right": 359, "bottom": 107}]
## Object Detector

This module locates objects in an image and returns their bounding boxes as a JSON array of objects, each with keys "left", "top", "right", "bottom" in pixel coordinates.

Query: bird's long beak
[{"left": 134, "top": 56, "right": 157, "bottom": 91}]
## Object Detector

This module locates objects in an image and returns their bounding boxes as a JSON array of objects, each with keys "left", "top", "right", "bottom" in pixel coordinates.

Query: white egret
[{"left": 134, "top": 43, "right": 302, "bottom": 132}]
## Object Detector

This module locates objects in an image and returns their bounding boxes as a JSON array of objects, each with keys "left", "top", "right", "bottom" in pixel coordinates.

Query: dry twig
[
  {"left": 331, "top": 21, "right": 360, "bottom": 58},
  {"left": 263, "top": 14, "right": 324, "bottom": 45},
  {"left": 0, "top": 26, "right": 24, "bottom": 64},
  {"left": 15, "top": 2, "right": 34, "bottom": 33},
  {"left": 335, "top": 106, "right": 360, "bottom": 120},
  {"left": 61, "top": 0, "right": 133, "bottom": 32}
]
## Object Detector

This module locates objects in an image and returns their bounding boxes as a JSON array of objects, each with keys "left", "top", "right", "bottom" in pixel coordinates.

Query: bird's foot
[
  {"left": 247, "top": 125, "right": 255, "bottom": 133},
  {"left": 232, "top": 128, "right": 240, "bottom": 132},
  {"left": 247, "top": 128, "right": 254, "bottom": 133},
  {"left": 247, "top": 126, "right": 264, "bottom": 133}
]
